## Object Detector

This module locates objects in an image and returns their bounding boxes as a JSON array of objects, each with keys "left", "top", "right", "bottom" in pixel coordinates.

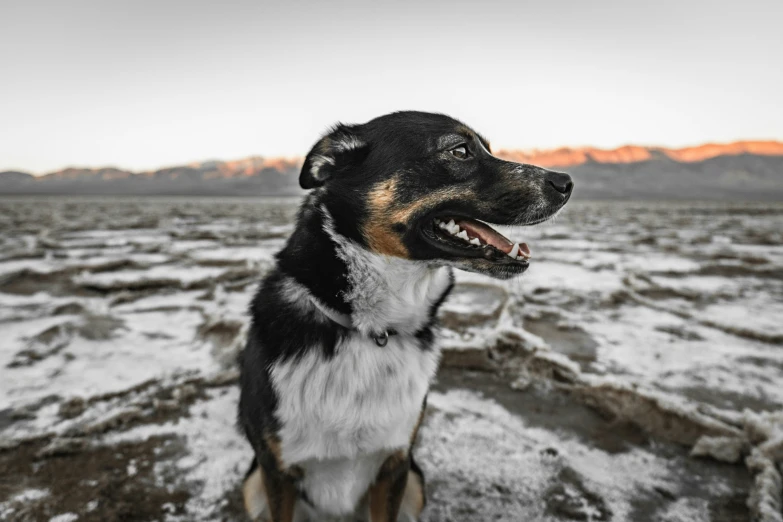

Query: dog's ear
[{"left": 299, "top": 124, "right": 369, "bottom": 189}]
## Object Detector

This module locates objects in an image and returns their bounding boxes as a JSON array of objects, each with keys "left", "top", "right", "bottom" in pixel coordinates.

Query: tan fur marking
[
  {"left": 364, "top": 176, "right": 474, "bottom": 258},
  {"left": 369, "top": 475, "right": 392, "bottom": 522},
  {"left": 379, "top": 450, "right": 407, "bottom": 476},
  {"left": 400, "top": 469, "right": 425, "bottom": 517},
  {"left": 264, "top": 434, "right": 285, "bottom": 470},
  {"left": 369, "top": 450, "right": 408, "bottom": 522},
  {"left": 262, "top": 434, "right": 304, "bottom": 480},
  {"left": 386, "top": 187, "right": 467, "bottom": 225},
  {"left": 455, "top": 124, "right": 490, "bottom": 150},
  {"left": 261, "top": 467, "right": 296, "bottom": 522},
  {"left": 243, "top": 467, "right": 269, "bottom": 521},
  {"left": 455, "top": 125, "right": 475, "bottom": 139},
  {"left": 364, "top": 177, "right": 409, "bottom": 257}
]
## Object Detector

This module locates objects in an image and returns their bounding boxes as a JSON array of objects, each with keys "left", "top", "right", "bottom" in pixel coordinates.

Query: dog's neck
[
  {"left": 322, "top": 206, "right": 452, "bottom": 335},
  {"left": 276, "top": 197, "right": 452, "bottom": 336}
]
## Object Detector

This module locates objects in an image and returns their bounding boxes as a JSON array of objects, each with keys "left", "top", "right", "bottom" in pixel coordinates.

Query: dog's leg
[
  {"left": 391, "top": 396, "right": 427, "bottom": 521},
  {"left": 397, "top": 469, "right": 425, "bottom": 522},
  {"left": 259, "top": 466, "right": 297, "bottom": 522},
  {"left": 243, "top": 458, "right": 270, "bottom": 521},
  {"left": 397, "top": 452, "right": 426, "bottom": 521},
  {"left": 254, "top": 437, "right": 297, "bottom": 522},
  {"left": 369, "top": 451, "right": 410, "bottom": 522}
]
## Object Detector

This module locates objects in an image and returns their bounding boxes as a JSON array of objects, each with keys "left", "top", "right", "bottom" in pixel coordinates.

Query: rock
[
  {"left": 174, "top": 384, "right": 198, "bottom": 401},
  {"left": 36, "top": 437, "right": 88, "bottom": 458},
  {"left": 153, "top": 399, "right": 180, "bottom": 412},
  {"left": 78, "top": 314, "right": 125, "bottom": 340},
  {"left": 52, "top": 302, "right": 87, "bottom": 316},
  {"left": 438, "top": 283, "right": 507, "bottom": 332},
  {"left": 58, "top": 397, "right": 86, "bottom": 420},
  {"left": 440, "top": 346, "right": 497, "bottom": 372},
  {"left": 84, "top": 407, "right": 144, "bottom": 434},
  {"left": 205, "top": 369, "right": 240, "bottom": 387},
  {"left": 691, "top": 435, "right": 747, "bottom": 463},
  {"left": 510, "top": 371, "right": 533, "bottom": 391}
]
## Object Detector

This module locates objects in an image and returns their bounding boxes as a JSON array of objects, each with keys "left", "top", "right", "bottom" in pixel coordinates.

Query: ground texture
[{"left": 1, "top": 197, "right": 782, "bottom": 522}]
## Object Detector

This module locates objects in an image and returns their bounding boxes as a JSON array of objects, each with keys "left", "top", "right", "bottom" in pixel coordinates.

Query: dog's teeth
[
  {"left": 469, "top": 237, "right": 481, "bottom": 245},
  {"left": 457, "top": 230, "right": 469, "bottom": 241},
  {"left": 509, "top": 243, "right": 520, "bottom": 258},
  {"left": 438, "top": 221, "right": 448, "bottom": 229},
  {"left": 447, "top": 219, "right": 456, "bottom": 229}
]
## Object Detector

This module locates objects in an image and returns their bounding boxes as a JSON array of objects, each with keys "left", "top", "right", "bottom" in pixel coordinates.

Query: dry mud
[{"left": 1, "top": 197, "right": 782, "bottom": 522}]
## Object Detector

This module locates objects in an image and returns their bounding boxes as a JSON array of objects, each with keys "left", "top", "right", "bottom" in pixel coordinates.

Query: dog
[{"left": 238, "top": 111, "right": 573, "bottom": 521}]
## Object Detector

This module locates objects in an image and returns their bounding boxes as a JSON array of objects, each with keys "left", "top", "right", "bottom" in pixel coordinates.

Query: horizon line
[{"left": 6, "top": 138, "right": 783, "bottom": 177}]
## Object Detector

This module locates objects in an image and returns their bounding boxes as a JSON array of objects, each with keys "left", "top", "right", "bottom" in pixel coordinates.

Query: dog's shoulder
[
  {"left": 239, "top": 268, "right": 347, "bottom": 444},
  {"left": 247, "top": 269, "right": 345, "bottom": 361}
]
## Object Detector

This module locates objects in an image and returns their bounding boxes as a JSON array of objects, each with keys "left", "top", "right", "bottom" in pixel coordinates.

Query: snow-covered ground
[{"left": 0, "top": 197, "right": 781, "bottom": 522}]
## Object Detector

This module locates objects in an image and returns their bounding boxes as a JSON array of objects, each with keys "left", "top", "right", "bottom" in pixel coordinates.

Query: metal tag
[{"left": 373, "top": 331, "right": 389, "bottom": 347}]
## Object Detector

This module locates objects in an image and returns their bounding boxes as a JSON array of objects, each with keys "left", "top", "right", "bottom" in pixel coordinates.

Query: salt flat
[{"left": 1, "top": 197, "right": 781, "bottom": 522}]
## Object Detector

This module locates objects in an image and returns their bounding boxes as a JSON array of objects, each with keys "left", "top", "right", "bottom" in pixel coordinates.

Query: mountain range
[{"left": 2, "top": 141, "right": 782, "bottom": 200}]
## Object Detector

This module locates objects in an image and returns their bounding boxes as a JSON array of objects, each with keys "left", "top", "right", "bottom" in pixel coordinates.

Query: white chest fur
[
  {"left": 322, "top": 205, "right": 453, "bottom": 336},
  {"left": 269, "top": 332, "right": 440, "bottom": 515},
  {"left": 269, "top": 208, "right": 452, "bottom": 515}
]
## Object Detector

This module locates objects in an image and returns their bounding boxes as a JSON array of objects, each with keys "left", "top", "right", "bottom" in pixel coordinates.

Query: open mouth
[{"left": 425, "top": 216, "right": 531, "bottom": 265}]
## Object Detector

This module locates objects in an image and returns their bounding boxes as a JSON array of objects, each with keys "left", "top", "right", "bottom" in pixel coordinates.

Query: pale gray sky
[{"left": 1, "top": 0, "right": 781, "bottom": 173}]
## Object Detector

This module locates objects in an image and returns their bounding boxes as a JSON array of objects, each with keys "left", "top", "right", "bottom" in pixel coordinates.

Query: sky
[{"left": 1, "top": 0, "right": 782, "bottom": 174}]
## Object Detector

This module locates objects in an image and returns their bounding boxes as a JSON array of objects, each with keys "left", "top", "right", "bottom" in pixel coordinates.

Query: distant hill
[
  {"left": 0, "top": 157, "right": 302, "bottom": 197},
  {"left": 0, "top": 171, "right": 35, "bottom": 184},
  {"left": 2, "top": 142, "right": 782, "bottom": 200},
  {"left": 496, "top": 140, "right": 783, "bottom": 167},
  {"left": 496, "top": 141, "right": 783, "bottom": 201}
]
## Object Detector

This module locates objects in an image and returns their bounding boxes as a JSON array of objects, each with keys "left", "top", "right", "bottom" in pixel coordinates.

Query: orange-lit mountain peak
[
  {"left": 663, "top": 141, "right": 783, "bottom": 162},
  {"left": 496, "top": 140, "right": 783, "bottom": 168}
]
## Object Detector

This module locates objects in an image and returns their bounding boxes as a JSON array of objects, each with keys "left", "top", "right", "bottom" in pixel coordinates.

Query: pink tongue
[{"left": 456, "top": 219, "right": 530, "bottom": 256}]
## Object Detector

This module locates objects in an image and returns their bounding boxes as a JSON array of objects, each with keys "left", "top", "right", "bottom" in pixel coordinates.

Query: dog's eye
[{"left": 449, "top": 145, "right": 470, "bottom": 160}]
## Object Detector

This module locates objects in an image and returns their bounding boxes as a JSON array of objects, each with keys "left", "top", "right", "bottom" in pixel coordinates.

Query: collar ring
[{"left": 373, "top": 331, "right": 389, "bottom": 347}]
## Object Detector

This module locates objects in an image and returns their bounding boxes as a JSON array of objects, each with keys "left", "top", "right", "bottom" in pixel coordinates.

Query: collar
[{"left": 308, "top": 296, "right": 395, "bottom": 347}]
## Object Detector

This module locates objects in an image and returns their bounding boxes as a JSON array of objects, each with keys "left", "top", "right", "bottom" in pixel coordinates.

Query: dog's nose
[{"left": 545, "top": 171, "right": 574, "bottom": 196}]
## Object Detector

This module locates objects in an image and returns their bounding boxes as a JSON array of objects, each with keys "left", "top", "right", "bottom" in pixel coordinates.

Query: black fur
[
  {"left": 294, "top": 111, "right": 571, "bottom": 277},
  {"left": 238, "top": 111, "right": 573, "bottom": 519},
  {"left": 274, "top": 198, "right": 353, "bottom": 315}
]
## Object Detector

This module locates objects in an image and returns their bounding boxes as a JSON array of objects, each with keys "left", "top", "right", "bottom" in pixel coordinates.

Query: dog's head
[{"left": 300, "top": 111, "right": 573, "bottom": 279}]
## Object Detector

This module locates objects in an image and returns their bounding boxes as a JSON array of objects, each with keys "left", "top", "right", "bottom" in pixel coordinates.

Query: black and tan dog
[{"left": 238, "top": 111, "right": 573, "bottom": 521}]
